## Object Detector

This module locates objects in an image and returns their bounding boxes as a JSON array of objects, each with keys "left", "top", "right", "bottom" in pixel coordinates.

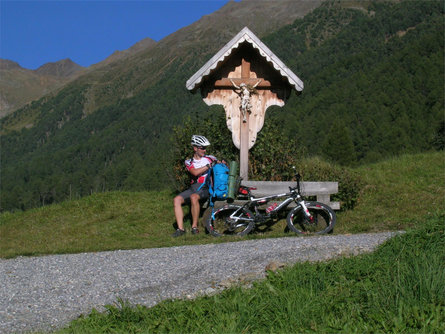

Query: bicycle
[{"left": 205, "top": 172, "right": 337, "bottom": 237}]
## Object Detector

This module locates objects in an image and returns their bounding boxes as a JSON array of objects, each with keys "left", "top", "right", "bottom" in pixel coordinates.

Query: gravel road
[{"left": 1, "top": 232, "right": 400, "bottom": 333}]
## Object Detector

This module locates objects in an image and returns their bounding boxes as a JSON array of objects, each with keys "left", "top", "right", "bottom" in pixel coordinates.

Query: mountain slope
[
  {"left": 0, "top": 59, "right": 84, "bottom": 117},
  {"left": 262, "top": 0, "right": 444, "bottom": 163},
  {"left": 0, "top": 0, "right": 324, "bottom": 211},
  {"left": 1, "top": 0, "right": 443, "bottom": 212},
  {"left": 1, "top": 0, "right": 323, "bottom": 130},
  {"left": 93, "top": 37, "right": 157, "bottom": 67},
  {"left": 34, "top": 58, "right": 83, "bottom": 77}
]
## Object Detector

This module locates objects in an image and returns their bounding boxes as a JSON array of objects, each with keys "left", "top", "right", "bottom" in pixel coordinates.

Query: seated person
[{"left": 172, "top": 135, "right": 219, "bottom": 237}]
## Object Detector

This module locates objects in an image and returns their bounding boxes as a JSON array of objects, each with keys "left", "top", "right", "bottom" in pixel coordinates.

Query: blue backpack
[
  {"left": 209, "top": 163, "right": 229, "bottom": 201},
  {"left": 199, "top": 163, "right": 229, "bottom": 206}
]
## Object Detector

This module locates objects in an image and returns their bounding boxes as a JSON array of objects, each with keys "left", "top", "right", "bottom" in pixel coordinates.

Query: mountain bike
[{"left": 205, "top": 173, "right": 336, "bottom": 237}]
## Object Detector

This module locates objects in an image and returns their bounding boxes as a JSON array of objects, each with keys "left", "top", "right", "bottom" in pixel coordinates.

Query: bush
[
  {"left": 169, "top": 108, "right": 238, "bottom": 192},
  {"left": 170, "top": 112, "right": 363, "bottom": 209},
  {"left": 294, "top": 156, "right": 363, "bottom": 210}
]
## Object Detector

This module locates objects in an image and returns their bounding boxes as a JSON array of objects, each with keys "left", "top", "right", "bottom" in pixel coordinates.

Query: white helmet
[{"left": 191, "top": 135, "right": 210, "bottom": 147}]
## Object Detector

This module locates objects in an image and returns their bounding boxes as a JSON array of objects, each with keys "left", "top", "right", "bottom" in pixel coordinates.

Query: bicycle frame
[
  {"left": 225, "top": 185, "right": 312, "bottom": 226},
  {"left": 206, "top": 170, "right": 337, "bottom": 236},
  {"left": 206, "top": 170, "right": 337, "bottom": 237}
]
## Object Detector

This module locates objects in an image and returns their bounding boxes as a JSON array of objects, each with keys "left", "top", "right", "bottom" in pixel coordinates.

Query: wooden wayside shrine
[{"left": 186, "top": 27, "right": 304, "bottom": 180}]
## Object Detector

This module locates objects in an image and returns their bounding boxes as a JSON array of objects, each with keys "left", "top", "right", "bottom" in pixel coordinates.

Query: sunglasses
[{"left": 197, "top": 146, "right": 207, "bottom": 150}]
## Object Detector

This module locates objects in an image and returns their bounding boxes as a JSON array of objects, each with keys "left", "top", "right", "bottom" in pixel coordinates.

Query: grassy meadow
[
  {"left": 1, "top": 151, "right": 443, "bottom": 259},
  {"left": 1, "top": 151, "right": 444, "bottom": 333}
]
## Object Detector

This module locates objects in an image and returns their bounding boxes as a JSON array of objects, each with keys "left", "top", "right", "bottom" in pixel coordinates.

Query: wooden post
[
  {"left": 240, "top": 58, "right": 250, "bottom": 180},
  {"left": 240, "top": 114, "right": 249, "bottom": 180}
]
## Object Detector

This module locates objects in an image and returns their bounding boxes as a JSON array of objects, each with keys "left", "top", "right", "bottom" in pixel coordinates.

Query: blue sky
[{"left": 1, "top": 0, "right": 232, "bottom": 70}]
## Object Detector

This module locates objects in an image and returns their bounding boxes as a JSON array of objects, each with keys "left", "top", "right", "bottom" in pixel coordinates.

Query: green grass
[
  {"left": 0, "top": 190, "right": 221, "bottom": 258},
  {"left": 2, "top": 151, "right": 444, "bottom": 333},
  {"left": 337, "top": 151, "right": 445, "bottom": 233},
  {"left": 56, "top": 213, "right": 445, "bottom": 333},
  {"left": 1, "top": 151, "right": 444, "bottom": 258}
]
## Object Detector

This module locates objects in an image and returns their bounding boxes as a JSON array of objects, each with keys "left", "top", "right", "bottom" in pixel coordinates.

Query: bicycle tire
[
  {"left": 206, "top": 204, "right": 255, "bottom": 237},
  {"left": 286, "top": 201, "right": 336, "bottom": 235}
]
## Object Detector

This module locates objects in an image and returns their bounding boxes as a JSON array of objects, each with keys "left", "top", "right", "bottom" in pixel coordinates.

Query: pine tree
[{"left": 322, "top": 119, "right": 356, "bottom": 166}]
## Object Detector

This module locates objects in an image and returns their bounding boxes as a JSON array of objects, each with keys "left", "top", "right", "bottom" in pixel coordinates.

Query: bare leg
[
  {"left": 173, "top": 195, "right": 185, "bottom": 230},
  {"left": 190, "top": 193, "right": 201, "bottom": 229}
]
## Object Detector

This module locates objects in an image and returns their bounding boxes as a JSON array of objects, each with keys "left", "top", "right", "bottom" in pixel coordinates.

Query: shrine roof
[{"left": 186, "top": 27, "right": 304, "bottom": 92}]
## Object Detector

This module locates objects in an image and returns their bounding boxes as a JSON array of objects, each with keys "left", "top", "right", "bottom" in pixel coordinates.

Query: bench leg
[{"left": 316, "top": 194, "right": 330, "bottom": 205}]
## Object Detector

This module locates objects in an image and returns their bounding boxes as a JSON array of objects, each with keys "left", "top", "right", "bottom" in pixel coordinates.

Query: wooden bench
[
  {"left": 202, "top": 180, "right": 340, "bottom": 211},
  {"left": 241, "top": 181, "right": 340, "bottom": 210}
]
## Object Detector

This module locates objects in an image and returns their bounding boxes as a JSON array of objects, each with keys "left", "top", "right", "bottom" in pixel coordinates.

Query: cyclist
[{"left": 172, "top": 135, "right": 218, "bottom": 237}]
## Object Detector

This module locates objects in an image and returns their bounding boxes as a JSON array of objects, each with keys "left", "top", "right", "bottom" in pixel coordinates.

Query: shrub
[
  {"left": 294, "top": 156, "right": 363, "bottom": 210},
  {"left": 170, "top": 111, "right": 363, "bottom": 209},
  {"left": 169, "top": 108, "right": 238, "bottom": 192}
]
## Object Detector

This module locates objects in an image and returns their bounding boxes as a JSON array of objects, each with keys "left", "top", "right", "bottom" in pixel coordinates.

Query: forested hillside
[
  {"left": 1, "top": 0, "right": 443, "bottom": 212},
  {"left": 263, "top": 0, "right": 444, "bottom": 165}
]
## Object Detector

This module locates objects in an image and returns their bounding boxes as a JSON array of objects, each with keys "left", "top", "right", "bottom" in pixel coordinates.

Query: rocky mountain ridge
[
  {"left": 34, "top": 58, "right": 84, "bottom": 78},
  {"left": 0, "top": 36, "right": 158, "bottom": 117},
  {"left": 0, "top": 58, "right": 85, "bottom": 117},
  {"left": 0, "top": 0, "right": 323, "bottom": 119},
  {"left": 96, "top": 37, "right": 157, "bottom": 67}
]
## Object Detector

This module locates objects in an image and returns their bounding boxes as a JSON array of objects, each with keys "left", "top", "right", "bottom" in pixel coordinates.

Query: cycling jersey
[{"left": 185, "top": 155, "right": 217, "bottom": 184}]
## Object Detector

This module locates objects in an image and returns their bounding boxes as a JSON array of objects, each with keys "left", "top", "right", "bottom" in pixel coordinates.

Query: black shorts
[{"left": 178, "top": 183, "right": 209, "bottom": 203}]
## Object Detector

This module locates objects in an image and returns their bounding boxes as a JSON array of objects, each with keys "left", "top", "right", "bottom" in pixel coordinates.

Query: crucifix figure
[
  {"left": 211, "top": 57, "right": 275, "bottom": 179},
  {"left": 230, "top": 78, "right": 262, "bottom": 122},
  {"left": 212, "top": 57, "right": 272, "bottom": 151}
]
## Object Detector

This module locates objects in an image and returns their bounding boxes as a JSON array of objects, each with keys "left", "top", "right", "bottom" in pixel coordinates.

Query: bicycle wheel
[
  {"left": 206, "top": 205, "right": 255, "bottom": 237},
  {"left": 286, "top": 201, "right": 336, "bottom": 235}
]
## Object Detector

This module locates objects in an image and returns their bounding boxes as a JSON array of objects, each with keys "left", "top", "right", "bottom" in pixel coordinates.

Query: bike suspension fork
[{"left": 299, "top": 198, "right": 314, "bottom": 222}]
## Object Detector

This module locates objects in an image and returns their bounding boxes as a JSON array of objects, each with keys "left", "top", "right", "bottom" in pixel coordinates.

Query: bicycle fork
[{"left": 296, "top": 196, "right": 314, "bottom": 223}]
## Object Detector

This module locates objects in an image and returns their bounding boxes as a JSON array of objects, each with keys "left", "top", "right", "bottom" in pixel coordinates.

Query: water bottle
[{"left": 266, "top": 202, "right": 278, "bottom": 214}]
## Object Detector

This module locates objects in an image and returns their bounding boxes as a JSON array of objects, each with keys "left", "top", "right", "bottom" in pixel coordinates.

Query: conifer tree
[{"left": 322, "top": 119, "right": 356, "bottom": 166}]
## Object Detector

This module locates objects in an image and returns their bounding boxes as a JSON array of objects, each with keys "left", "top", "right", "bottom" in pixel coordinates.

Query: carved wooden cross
[
  {"left": 214, "top": 58, "right": 271, "bottom": 88},
  {"left": 213, "top": 58, "right": 271, "bottom": 179},
  {"left": 186, "top": 27, "right": 303, "bottom": 180}
]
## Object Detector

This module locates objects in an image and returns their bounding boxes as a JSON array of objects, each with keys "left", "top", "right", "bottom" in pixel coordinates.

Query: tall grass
[{"left": 58, "top": 213, "right": 444, "bottom": 333}]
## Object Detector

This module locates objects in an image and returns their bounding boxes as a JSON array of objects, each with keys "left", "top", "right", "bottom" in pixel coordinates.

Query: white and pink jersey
[{"left": 185, "top": 155, "right": 217, "bottom": 184}]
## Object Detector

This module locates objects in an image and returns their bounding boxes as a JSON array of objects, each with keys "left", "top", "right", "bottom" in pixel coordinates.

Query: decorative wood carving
[{"left": 186, "top": 27, "right": 303, "bottom": 179}]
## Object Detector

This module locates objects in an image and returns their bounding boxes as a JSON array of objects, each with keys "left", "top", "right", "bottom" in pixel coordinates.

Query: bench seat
[{"left": 202, "top": 180, "right": 340, "bottom": 210}]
